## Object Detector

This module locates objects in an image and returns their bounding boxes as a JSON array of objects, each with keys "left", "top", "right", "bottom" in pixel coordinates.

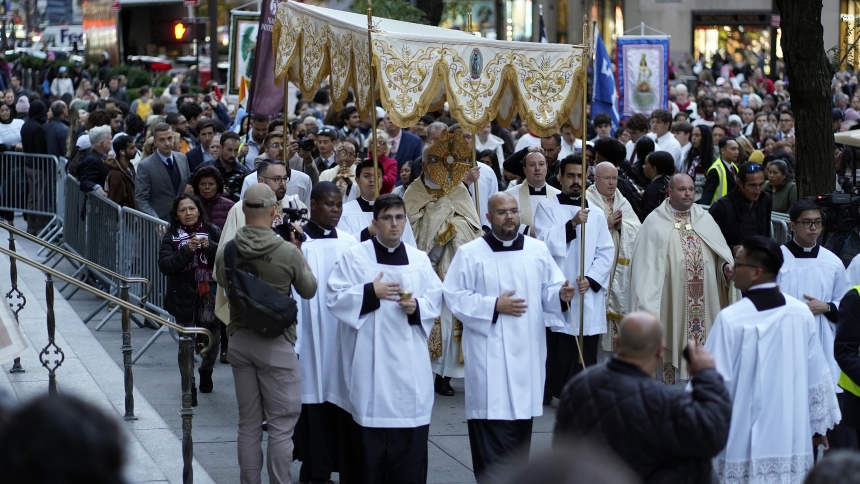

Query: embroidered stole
[
  {"left": 675, "top": 211, "right": 707, "bottom": 379},
  {"left": 518, "top": 182, "right": 536, "bottom": 227}
]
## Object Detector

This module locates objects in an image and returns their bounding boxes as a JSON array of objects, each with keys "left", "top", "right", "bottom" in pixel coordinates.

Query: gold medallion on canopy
[
  {"left": 424, "top": 130, "right": 473, "bottom": 196},
  {"left": 271, "top": 0, "right": 588, "bottom": 137}
]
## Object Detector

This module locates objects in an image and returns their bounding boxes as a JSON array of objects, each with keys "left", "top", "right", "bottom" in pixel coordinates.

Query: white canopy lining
[{"left": 272, "top": 1, "right": 587, "bottom": 137}]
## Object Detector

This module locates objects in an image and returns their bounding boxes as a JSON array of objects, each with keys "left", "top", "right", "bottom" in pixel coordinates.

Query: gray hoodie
[{"left": 215, "top": 224, "right": 316, "bottom": 343}]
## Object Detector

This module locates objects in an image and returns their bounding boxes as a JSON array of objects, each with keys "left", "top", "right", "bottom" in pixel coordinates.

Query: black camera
[
  {"left": 223, "top": 172, "right": 245, "bottom": 202},
  {"left": 273, "top": 206, "right": 309, "bottom": 242},
  {"left": 814, "top": 191, "right": 860, "bottom": 235},
  {"left": 296, "top": 134, "right": 315, "bottom": 152}
]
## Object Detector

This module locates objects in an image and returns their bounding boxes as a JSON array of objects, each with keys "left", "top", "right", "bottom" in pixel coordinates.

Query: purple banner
[{"left": 247, "top": 0, "right": 285, "bottom": 116}]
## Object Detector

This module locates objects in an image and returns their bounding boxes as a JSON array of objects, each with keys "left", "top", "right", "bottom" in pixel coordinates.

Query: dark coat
[
  {"left": 393, "top": 129, "right": 424, "bottom": 169},
  {"left": 158, "top": 225, "right": 221, "bottom": 323},
  {"left": 186, "top": 144, "right": 205, "bottom": 173},
  {"left": 104, "top": 156, "right": 137, "bottom": 209},
  {"left": 643, "top": 176, "right": 670, "bottom": 218},
  {"left": 45, "top": 118, "right": 69, "bottom": 158},
  {"left": 708, "top": 189, "right": 772, "bottom": 250},
  {"left": 78, "top": 151, "right": 109, "bottom": 193},
  {"left": 20, "top": 100, "right": 48, "bottom": 156},
  {"left": 554, "top": 358, "right": 732, "bottom": 484},
  {"left": 200, "top": 194, "right": 234, "bottom": 230}
]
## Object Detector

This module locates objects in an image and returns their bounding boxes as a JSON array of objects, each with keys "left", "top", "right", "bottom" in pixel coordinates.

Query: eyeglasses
[
  {"left": 797, "top": 219, "right": 823, "bottom": 229},
  {"left": 733, "top": 261, "right": 762, "bottom": 270},
  {"left": 318, "top": 128, "right": 336, "bottom": 136},
  {"left": 378, "top": 214, "right": 406, "bottom": 223},
  {"left": 743, "top": 163, "right": 763, "bottom": 173},
  {"left": 261, "top": 176, "right": 288, "bottom": 185},
  {"left": 267, "top": 143, "right": 282, "bottom": 149},
  {"left": 779, "top": 118, "right": 792, "bottom": 123},
  {"left": 595, "top": 175, "right": 619, "bottom": 182}
]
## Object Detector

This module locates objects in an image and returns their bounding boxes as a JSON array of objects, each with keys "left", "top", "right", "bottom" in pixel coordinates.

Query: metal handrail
[
  {"left": 0, "top": 245, "right": 213, "bottom": 352},
  {"left": 0, "top": 220, "right": 154, "bottom": 303},
  {"left": 0, "top": 244, "right": 211, "bottom": 483}
]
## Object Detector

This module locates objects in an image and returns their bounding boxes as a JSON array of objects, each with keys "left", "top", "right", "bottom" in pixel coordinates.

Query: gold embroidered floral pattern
[
  {"left": 676, "top": 211, "right": 706, "bottom": 381},
  {"left": 272, "top": 2, "right": 587, "bottom": 137}
]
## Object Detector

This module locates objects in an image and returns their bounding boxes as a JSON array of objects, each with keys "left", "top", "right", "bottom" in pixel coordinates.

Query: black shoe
[
  {"left": 435, "top": 374, "right": 455, "bottom": 396},
  {"left": 220, "top": 351, "right": 229, "bottom": 364},
  {"left": 543, "top": 395, "right": 553, "bottom": 406},
  {"left": 261, "top": 420, "right": 268, "bottom": 432},
  {"left": 198, "top": 369, "right": 213, "bottom": 393},
  {"left": 191, "top": 386, "right": 198, "bottom": 407}
]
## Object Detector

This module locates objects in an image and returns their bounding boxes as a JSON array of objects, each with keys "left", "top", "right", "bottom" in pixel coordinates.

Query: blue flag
[{"left": 592, "top": 27, "right": 620, "bottom": 132}]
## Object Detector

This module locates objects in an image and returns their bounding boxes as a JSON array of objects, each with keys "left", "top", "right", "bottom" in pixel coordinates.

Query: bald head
[
  {"left": 593, "top": 161, "right": 618, "bottom": 198},
  {"left": 667, "top": 173, "right": 696, "bottom": 211},
  {"left": 487, "top": 192, "right": 520, "bottom": 240},
  {"left": 617, "top": 311, "right": 663, "bottom": 359},
  {"left": 488, "top": 191, "right": 517, "bottom": 212},
  {"left": 669, "top": 173, "right": 694, "bottom": 190}
]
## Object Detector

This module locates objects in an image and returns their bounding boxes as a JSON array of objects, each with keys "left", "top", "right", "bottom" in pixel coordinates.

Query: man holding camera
[
  {"left": 214, "top": 183, "right": 317, "bottom": 484},
  {"left": 204, "top": 131, "right": 249, "bottom": 202}
]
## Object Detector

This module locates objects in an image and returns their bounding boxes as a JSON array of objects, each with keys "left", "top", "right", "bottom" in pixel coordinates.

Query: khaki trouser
[{"left": 229, "top": 328, "right": 301, "bottom": 484}]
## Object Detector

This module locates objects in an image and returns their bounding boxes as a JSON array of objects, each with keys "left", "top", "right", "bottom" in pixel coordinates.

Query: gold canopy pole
[
  {"left": 577, "top": 15, "right": 591, "bottom": 369},
  {"left": 367, "top": 0, "right": 379, "bottom": 198},
  {"left": 288, "top": 82, "right": 290, "bottom": 167},
  {"left": 467, "top": 6, "right": 480, "bottom": 220}
]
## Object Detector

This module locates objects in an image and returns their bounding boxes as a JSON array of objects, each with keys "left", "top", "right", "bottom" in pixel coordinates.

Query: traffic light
[{"left": 174, "top": 22, "right": 188, "bottom": 41}]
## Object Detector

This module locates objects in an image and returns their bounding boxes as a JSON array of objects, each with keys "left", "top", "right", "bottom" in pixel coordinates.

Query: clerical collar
[
  {"left": 304, "top": 220, "right": 337, "bottom": 239},
  {"left": 482, "top": 232, "right": 524, "bottom": 252},
  {"left": 528, "top": 184, "right": 547, "bottom": 196},
  {"left": 356, "top": 197, "right": 375, "bottom": 212},
  {"left": 743, "top": 282, "right": 785, "bottom": 311},
  {"left": 557, "top": 193, "right": 582, "bottom": 206},
  {"left": 371, "top": 237, "right": 408, "bottom": 265},
  {"left": 668, "top": 204, "right": 690, "bottom": 213},
  {"left": 786, "top": 239, "right": 819, "bottom": 259}
]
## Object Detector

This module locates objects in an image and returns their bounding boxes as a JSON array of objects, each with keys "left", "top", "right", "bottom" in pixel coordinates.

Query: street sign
[
  {"left": 184, "top": 0, "right": 199, "bottom": 6},
  {"left": 110, "top": 0, "right": 120, "bottom": 11}
]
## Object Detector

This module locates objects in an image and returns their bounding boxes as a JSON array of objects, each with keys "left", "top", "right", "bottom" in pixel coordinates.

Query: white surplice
[
  {"left": 325, "top": 240, "right": 443, "bottom": 427},
  {"left": 336, "top": 199, "right": 417, "bottom": 247},
  {"left": 467, "top": 161, "right": 499, "bottom": 225},
  {"left": 534, "top": 198, "right": 615, "bottom": 336},
  {"left": 294, "top": 228, "right": 358, "bottom": 404},
  {"left": 505, "top": 182, "right": 561, "bottom": 233},
  {"left": 707, "top": 293, "right": 841, "bottom": 483},
  {"left": 443, "top": 234, "right": 567, "bottom": 420},
  {"left": 777, "top": 242, "right": 851, "bottom": 389}
]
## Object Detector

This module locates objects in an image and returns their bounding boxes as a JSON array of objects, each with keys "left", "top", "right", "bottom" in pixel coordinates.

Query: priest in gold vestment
[
  {"left": 628, "top": 174, "right": 737, "bottom": 384},
  {"left": 585, "top": 162, "right": 640, "bottom": 353},
  {"left": 403, "top": 130, "right": 482, "bottom": 395}
]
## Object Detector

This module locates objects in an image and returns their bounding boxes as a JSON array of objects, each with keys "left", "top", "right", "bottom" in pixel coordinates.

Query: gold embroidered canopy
[{"left": 272, "top": 1, "right": 587, "bottom": 137}]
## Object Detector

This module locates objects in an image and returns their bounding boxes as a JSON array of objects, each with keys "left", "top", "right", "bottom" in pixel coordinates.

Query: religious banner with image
[{"left": 616, "top": 36, "right": 669, "bottom": 119}]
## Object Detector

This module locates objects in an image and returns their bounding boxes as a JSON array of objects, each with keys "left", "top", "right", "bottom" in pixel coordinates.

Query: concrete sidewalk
[{"left": 6, "top": 230, "right": 558, "bottom": 483}]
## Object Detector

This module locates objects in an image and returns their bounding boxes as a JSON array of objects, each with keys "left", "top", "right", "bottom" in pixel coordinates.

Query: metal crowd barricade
[
  {"left": 0, "top": 152, "right": 65, "bottom": 244},
  {"left": 60, "top": 175, "right": 87, "bottom": 259},
  {"left": 119, "top": 207, "right": 177, "bottom": 362},
  {"left": 85, "top": 192, "right": 122, "bottom": 276}
]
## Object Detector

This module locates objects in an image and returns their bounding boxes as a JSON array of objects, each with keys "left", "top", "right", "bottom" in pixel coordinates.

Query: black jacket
[
  {"left": 836, "top": 288, "right": 860, "bottom": 428},
  {"left": 158, "top": 225, "right": 221, "bottom": 323},
  {"left": 78, "top": 151, "right": 109, "bottom": 193},
  {"left": 708, "top": 189, "right": 772, "bottom": 250},
  {"left": 45, "top": 118, "right": 69, "bottom": 158},
  {"left": 554, "top": 358, "right": 732, "bottom": 484},
  {"left": 643, "top": 176, "right": 670, "bottom": 218},
  {"left": 20, "top": 100, "right": 48, "bottom": 156}
]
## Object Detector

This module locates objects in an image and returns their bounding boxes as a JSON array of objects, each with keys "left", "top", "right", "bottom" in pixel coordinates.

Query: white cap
[{"left": 76, "top": 133, "right": 92, "bottom": 150}]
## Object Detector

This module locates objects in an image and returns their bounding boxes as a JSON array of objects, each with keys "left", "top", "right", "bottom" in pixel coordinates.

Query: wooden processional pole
[
  {"left": 367, "top": 0, "right": 379, "bottom": 198},
  {"left": 577, "top": 15, "right": 591, "bottom": 369},
  {"left": 283, "top": 83, "right": 289, "bottom": 166}
]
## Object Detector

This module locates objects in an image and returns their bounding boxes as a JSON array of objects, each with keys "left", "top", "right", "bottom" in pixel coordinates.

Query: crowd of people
[{"left": 8, "top": 56, "right": 860, "bottom": 484}]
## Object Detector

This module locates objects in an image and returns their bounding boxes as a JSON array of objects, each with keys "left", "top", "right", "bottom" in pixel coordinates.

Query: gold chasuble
[
  {"left": 628, "top": 200, "right": 737, "bottom": 384},
  {"left": 403, "top": 130, "right": 481, "bottom": 373}
]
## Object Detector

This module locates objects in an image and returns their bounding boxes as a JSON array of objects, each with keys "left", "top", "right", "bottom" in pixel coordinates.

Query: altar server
[
  {"left": 337, "top": 158, "right": 417, "bottom": 246},
  {"left": 326, "top": 194, "right": 443, "bottom": 483},
  {"left": 707, "top": 236, "right": 840, "bottom": 483},
  {"left": 443, "top": 192, "right": 576, "bottom": 484},
  {"left": 292, "top": 182, "right": 358, "bottom": 484},
  {"left": 534, "top": 155, "right": 615, "bottom": 400}
]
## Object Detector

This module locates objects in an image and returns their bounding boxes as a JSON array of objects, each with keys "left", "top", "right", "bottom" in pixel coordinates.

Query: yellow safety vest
[
  {"left": 839, "top": 284, "right": 860, "bottom": 397},
  {"left": 705, "top": 158, "right": 739, "bottom": 203}
]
